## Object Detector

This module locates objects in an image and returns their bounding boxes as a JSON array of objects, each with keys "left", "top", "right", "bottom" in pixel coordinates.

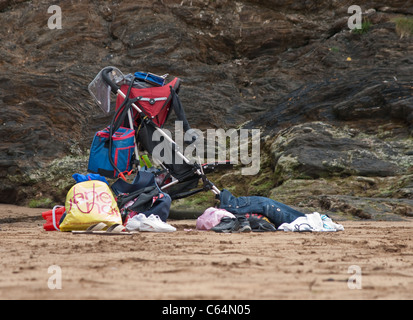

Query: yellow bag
[{"left": 60, "top": 180, "right": 122, "bottom": 232}]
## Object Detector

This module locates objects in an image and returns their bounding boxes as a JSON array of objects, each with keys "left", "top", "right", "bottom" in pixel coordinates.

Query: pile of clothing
[
  {"left": 196, "top": 189, "right": 344, "bottom": 233},
  {"left": 43, "top": 174, "right": 343, "bottom": 235}
]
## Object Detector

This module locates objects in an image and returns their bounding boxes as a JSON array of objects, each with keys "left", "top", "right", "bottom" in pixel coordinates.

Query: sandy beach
[{"left": 0, "top": 204, "right": 412, "bottom": 300}]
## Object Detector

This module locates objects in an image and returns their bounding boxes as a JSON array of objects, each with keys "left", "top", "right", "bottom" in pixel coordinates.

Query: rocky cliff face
[{"left": 0, "top": 0, "right": 412, "bottom": 218}]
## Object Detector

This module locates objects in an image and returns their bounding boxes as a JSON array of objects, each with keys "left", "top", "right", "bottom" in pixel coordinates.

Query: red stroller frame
[{"left": 101, "top": 68, "right": 222, "bottom": 198}]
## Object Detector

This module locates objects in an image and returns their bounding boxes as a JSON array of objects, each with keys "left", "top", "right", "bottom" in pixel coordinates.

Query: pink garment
[{"left": 196, "top": 207, "right": 235, "bottom": 231}]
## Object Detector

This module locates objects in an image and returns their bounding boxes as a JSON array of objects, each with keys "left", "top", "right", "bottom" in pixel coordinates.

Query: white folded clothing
[
  {"left": 278, "top": 212, "right": 344, "bottom": 232},
  {"left": 126, "top": 213, "right": 176, "bottom": 233}
]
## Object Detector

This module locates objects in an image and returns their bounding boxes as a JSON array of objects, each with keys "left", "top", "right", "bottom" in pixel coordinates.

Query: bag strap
[
  {"left": 52, "top": 205, "right": 64, "bottom": 231},
  {"left": 108, "top": 77, "right": 137, "bottom": 179}
]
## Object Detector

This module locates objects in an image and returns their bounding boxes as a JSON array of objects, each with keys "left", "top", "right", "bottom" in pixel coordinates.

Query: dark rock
[
  {"left": 0, "top": 0, "right": 412, "bottom": 213},
  {"left": 271, "top": 122, "right": 412, "bottom": 183},
  {"left": 318, "top": 195, "right": 413, "bottom": 220}
]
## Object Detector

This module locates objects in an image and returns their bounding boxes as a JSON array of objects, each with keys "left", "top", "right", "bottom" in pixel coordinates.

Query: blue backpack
[{"left": 87, "top": 126, "right": 135, "bottom": 179}]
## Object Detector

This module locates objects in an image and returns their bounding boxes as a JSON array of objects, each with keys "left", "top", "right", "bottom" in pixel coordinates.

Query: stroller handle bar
[
  {"left": 102, "top": 67, "right": 121, "bottom": 94},
  {"left": 101, "top": 67, "right": 221, "bottom": 196}
]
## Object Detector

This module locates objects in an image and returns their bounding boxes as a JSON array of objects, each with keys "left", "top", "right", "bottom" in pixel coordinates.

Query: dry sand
[{"left": 0, "top": 204, "right": 412, "bottom": 300}]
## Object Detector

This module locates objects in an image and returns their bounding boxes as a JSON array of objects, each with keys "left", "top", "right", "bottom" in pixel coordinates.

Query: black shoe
[
  {"left": 246, "top": 213, "right": 277, "bottom": 232},
  {"left": 235, "top": 215, "right": 252, "bottom": 233},
  {"left": 211, "top": 217, "right": 239, "bottom": 233}
]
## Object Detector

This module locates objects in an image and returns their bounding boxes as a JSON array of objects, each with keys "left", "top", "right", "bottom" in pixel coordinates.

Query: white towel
[{"left": 278, "top": 212, "right": 344, "bottom": 232}]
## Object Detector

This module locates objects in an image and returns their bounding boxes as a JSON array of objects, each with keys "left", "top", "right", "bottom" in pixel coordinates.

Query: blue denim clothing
[{"left": 219, "top": 189, "right": 306, "bottom": 228}]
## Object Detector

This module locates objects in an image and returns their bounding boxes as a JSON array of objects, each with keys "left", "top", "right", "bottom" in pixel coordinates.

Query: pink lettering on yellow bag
[{"left": 60, "top": 180, "right": 122, "bottom": 232}]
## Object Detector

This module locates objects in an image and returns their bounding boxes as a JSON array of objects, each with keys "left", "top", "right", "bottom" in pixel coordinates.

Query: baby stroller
[{"left": 88, "top": 67, "right": 230, "bottom": 200}]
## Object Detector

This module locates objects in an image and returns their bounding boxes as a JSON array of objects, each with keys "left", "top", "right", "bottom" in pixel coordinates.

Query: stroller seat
[{"left": 116, "top": 77, "right": 182, "bottom": 128}]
